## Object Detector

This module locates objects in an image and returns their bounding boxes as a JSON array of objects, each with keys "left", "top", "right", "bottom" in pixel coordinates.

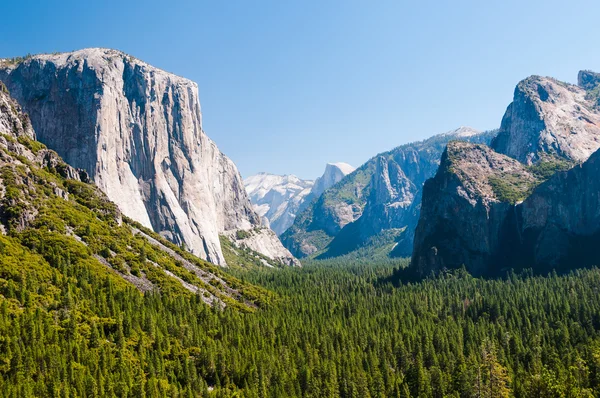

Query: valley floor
[{"left": 2, "top": 249, "right": 600, "bottom": 396}]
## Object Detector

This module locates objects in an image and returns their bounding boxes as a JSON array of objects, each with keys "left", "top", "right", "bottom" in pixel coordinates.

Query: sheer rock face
[
  {"left": 0, "top": 83, "right": 94, "bottom": 230},
  {"left": 0, "top": 48, "right": 295, "bottom": 266},
  {"left": 412, "top": 71, "right": 600, "bottom": 277},
  {"left": 0, "top": 81, "right": 89, "bottom": 183},
  {"left": 412, "top": 143, "right": 600, "bottom": 276},
  {"left": 411, "top": 142, "right": 537, "bottom": 277},
  {"left": 519, "top": 148, "right": 600, "bottom": 270},
  {"left": 282, "top": 127, "right": 497, "bottom": 259},
  {"left": 492, "top": 75, "right": 600, "bottom": 164}
]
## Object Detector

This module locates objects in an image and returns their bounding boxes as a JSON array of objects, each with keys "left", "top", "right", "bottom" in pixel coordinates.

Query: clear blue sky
[{"left": 2, "top": 0, "right": 600, "bottom": 179}]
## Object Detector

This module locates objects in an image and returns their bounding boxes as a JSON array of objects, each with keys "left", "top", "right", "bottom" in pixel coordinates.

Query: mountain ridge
[
  {"left": 244, "top": 162, "right": 355, "bottom": 235},
  {"left": 0, "top": 81, "right": 269, "bottom": 305},
  {"left": 281, "top": 127, "right": 498, "bottom": 259}
]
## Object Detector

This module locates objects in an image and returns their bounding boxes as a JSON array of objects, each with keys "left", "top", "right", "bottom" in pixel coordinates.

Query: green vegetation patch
[
  {"left": 220, "top": 234, "right": 280, "bottom": 270},
  {"left": 528, "top": 157, "right": 574, "bottom": 180},
  {"left": 490, "top": 157, "right": 575, "bottom": 204},
  {"left": 488, "top": 173, "right": 536, "bottom": 204},
  {"left": 17, "top": 135, "right": 46, "bottom": 154}
]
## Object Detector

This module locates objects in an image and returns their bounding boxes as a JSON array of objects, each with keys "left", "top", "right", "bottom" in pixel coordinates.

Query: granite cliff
[
  {"left": 411, "top": 71, "right": 600, "bottom": 276},
  {"left": 0, "top": 81, "right": 267, "bottom": 305},
  {"left": 0, "top": 49, "right": 296, "bottom": 266}
]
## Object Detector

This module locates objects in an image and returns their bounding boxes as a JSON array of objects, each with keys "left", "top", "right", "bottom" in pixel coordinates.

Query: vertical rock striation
[
  {"left": 492, "top": 75, "right": 600, "bottom": 164},
  {"left": 411, "top": 142, "right": 538, "bottom": 277},
  {"left": 0, "top": 48, "right": 295, "bottom": 266}
]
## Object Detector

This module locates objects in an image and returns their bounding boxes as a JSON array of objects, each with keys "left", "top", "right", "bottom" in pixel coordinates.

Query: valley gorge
[
  {"left": 280, "top": 127, "right": 498, "bottom": 260},
  {"left": 3, "top": 46, "right": 600, "bottom": 397}
]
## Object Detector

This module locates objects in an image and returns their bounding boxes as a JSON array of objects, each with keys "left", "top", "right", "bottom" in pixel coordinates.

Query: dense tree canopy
[{"left": 3, "top": 239, "right": 600, "bottom": 397}]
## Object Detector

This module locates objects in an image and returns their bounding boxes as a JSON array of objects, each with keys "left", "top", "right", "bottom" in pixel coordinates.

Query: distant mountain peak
[
  {"left": 441, "top": 126, "right": 481, "bottom": 138},
  {"left": 325, "top": 162, "right": 356, "bottom": 175},
  {"left": 244, "top": 162, "right": 354, "bottom": 236},
  {"left": 312, "top": 162, "right": 356, "bottom": 198}
]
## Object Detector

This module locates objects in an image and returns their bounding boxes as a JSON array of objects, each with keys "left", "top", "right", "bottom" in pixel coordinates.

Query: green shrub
[
  {"left": 17, "top": 136, "right": 46, "bottom": 154},
  {"left": 235, "top": 229, "right": 251, "bottom": 240},
  {"left": 488, "top": 174, "right": 534, "bottom": 204},
  {"left": 528, "top": 158, "right": 574, "bottom": 180}
]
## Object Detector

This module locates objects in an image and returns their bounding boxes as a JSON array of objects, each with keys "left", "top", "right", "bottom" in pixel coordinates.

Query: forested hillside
[{"left": 6, "top": 251, "right": 600, "bottom": 396}]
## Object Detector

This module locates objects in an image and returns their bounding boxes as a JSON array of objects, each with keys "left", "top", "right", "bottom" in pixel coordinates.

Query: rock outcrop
[
  {"left": 411, "top": 142, "right": 539, "bottom": 277},
  {"left": 412, "top": 141, "right": 600, "bottom": 277},
  {"left": 0, "top": 81, "right": 34, "bottom": 140},
  {"left": 310, "top": 162, "right": 355, "bottom": 198},
  {"left": 282, "top": 127, "right": 497, "bottom": 259},
  {"left": 411, "top": 71, "right": 600, "bottom": 277},
  {"left": 491, "top": 75, "right": 600, "bottom": 164},
  {"left": 518, "top": 148, "right": 600, "bottom": 271},
  {"left": 244, "top": 163, "right": 354, "bottom": 236},
  {"left": 0, "top": 81, "right": 96, "bottom": 231},
  {"left": 578, "top": 70, "right": 600, "bottom": 93},
  {"left": 0, "top": 49, "right": 295, "bottom": 266},
  {"left": 0, "top": 84, "right": 266, "bottom": 306}
]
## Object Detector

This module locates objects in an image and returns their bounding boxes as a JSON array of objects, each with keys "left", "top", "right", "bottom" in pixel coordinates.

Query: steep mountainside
[
  {"left": 411, "top": 71, "right": 600, "bottom": 277},
  {"left": 244, "top": 162, "right": 354, "bottom": 235},
  {"left": 0, "top": 49, "right": 295, "bottom": 267},
  {"left": 518, "top": 147, "right": 600, "bottom": 271},
  {"left": 492, "top": 73, "right": 600, "bottom": 164},
  {"left": 0, "top": 81, "right": 268, "bottom": 306},
  {"left": 281, "top": 127, "right": 497, "bottom": 259},
  {"left": 411, "top": 142, "right": 542, "bottom": 277}
]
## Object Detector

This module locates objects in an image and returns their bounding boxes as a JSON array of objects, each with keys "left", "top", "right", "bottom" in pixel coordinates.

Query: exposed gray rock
[
  {"left": 519, "top": 147, "right": 600, "bottom": 271},
  {"left": 411, "top": 142, "right": 538, "bottom": 277},
  {"left": 282, "top": 127, "right": 497, "bottom": 259},
  {"left": 244, "top": 162, "right": 354, "bottom": 236},
  {"left": 412, "top": 71, "right": 600, "bottom": 277},
  {"left": 310, "top": 162, "right": 355, "bottom": 198},
  {"left": 412, "top": 141, "right": 600, "bottom": 277},
  {"left": 492, "top": 75, "right": 600, "bottom": 164},
  {"left": 0, "top": 81, "right": 34, "bottom": 140},
  {"left": 0, "top": 81, "right": 91, "bottom": 231},
  {"left": 578, "top": 70, "right": 600, "bottom": 91},
  {"left": 0, "top": 48, "right": 295, "bottom": 266}
]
